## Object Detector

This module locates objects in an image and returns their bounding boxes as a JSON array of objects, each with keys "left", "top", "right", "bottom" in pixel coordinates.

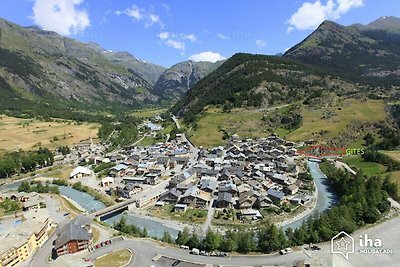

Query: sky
[{"left": 1, "top": 0, "right": 400, "bottom": 67}]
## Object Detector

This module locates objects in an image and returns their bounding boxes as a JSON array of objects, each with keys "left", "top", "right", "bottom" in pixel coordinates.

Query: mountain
[
  {"left": 102, "top": 51, "right": 166, "bottom": 85},
  {"left": 153, "top": 60, "right": 224, "bottom": 102},
  {"left": 171, "top": 53, "right": 366, "bottom": 122},
  {"left": 0, "top": 18, "right": 162, "bottom": 115},
  {"left": 358, "top": 16, "right": 400, "bottom": 33},
  {"left": 284, "top": 17, "right": 400, "bottom": 87}
]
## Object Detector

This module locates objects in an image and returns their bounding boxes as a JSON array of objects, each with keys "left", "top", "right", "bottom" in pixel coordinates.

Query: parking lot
[{"left": 152, "top": 255, "right": 211, "bottom": 267}]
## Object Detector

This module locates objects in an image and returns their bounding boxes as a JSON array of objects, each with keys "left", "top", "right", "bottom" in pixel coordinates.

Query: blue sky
[{"left": 1, "top": 0, "right": 400, "bottom": 67}]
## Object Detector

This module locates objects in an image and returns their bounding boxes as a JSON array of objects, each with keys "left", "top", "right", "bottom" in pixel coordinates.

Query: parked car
[
  {"left": 180, "top": 245, "right": 189, "bottom": 250},
  {"left": 200, "top": 251, "right": 208, "bottom": 256},
  {"left": 280, "top": 249, "right": 287, "bottom": 255},
  {"left": 191, "top": 248, "right": 200, "bottom": 255},
  {"left": 172, "top": 260, "right": 181, "bottom": 267}
]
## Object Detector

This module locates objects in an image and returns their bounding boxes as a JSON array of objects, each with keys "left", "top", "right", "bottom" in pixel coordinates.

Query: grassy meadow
[
  {"left": 341, "top": 155, "right": 387, "bottom": 176},
  {"left": 0, "top": 115, "right": 99, "bottom": 151},
  {"left": 286, "top": 99, "right": 387, "bottom": 142}
]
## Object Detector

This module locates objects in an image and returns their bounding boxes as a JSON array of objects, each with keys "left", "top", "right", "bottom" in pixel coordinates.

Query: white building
[{"left": 70, "top": 166, "right": 92, "bottom": 179}]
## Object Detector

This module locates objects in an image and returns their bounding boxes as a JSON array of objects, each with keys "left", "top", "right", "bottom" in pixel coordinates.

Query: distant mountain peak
[{"left": 366, "top": 16, "right": 400, "bottom": 32}]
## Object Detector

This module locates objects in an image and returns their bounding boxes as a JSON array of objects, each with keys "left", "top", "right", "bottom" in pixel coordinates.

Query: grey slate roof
[
  {"left": 54, "top": 215, "right": 92, "bottom": 248},
  {"left": 267, "top": 188, "right": 285, "bottom": 200}
]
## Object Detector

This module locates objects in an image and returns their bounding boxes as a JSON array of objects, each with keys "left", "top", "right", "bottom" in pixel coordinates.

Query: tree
[
  {"left": 363, "top": 133, "right": 375, "bottom": 146},
  {"left": 18, "top": 181, "right": 31, "bottom": 192},
  {"left": 175, "top": 227, "right": 190, "bottom": 245},
  {"left": 187, "top": 233, "right": 200, "bottom": 249},
  {"left": 162, "top": 231, "right": 174, "bottom": 244},
  {"left": 237, "top": 232, "right": 255, "bottom": 253},
  {"left": 219, "top": 230, "right": 237, "bottom": 252},
  {"left": 203, "top": 229, "right": 221, "bottom": 251}
]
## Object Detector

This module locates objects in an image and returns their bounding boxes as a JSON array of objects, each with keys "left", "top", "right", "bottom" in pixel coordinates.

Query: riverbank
[
  {"left": 125, "top": 209, "right": 196, "bottom": 232},
  {"left": 276, "top": 180, "right": 318, "bottom": 228}
]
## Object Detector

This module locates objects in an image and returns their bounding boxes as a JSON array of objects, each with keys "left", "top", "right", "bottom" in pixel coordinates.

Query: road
[
  {"left": 87, "top": 238, "right": 307, "bottom": 267},
  {"left": 334, "top": 160, "right": 357, "bottom": 175},
  {"left": 86, "top": 213, "right": 400, "bottom": 267}
]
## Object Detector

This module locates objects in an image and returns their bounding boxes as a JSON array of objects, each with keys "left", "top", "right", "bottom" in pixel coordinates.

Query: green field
[
  {"left": 186, "top": 99, "right": 387, "bottom": 148},
  {"left": 188, "top": 107, "right": 265, "bottom": 147},
  {"left": 137, "top": 136, "right": 157, "bottom": 146},
  {"left": 382, "top": 151, "right": 400, "bottom": 163},
  {"left": 342, "top": 155, "right": 387, "bottom": 176},
  {"left": 287, "top": 99, "right": 387, "bottom": 142},
  {"left": 130, "top": 108, "right": 167, "bottom": 118}
]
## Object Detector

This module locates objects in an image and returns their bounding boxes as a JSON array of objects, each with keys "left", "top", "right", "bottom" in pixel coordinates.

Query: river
[{"left": 282, "top": 160, "right": 338, "bottom": 230}]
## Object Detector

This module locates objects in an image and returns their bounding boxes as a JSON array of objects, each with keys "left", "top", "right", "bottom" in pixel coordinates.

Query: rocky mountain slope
[
  {"left": 102, "top": 50, "right": 166, "bottom": 85},
  {"left": 0, "top": 18, "right": 164, "bottom": 113},
  {"left": 284, "top": 17, "right": 400, "bottom": 87},
  {"left": 171, "top": 53, "right": 367, "bottom": 122},
  {"left": 153, "top": 60, "right": 224, "bottom": 102}
]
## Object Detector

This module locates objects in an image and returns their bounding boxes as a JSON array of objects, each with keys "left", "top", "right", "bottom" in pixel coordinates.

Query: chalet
[
  {"left": 174, "top": 157, "right": 189, "bottom": 166},
  {"left": 116, "top": 184, "right": 142, "bottom": 198},
  {"left": 290, "top": 194, "right": 311, "bottom": 205},
  {"left": 179, "top": 187, "right": 211, "bottom": 208},
  {"left": 145, "top": 173, "right": 160, "bottom": 185},
  {"left": 200, "top": 177, "right": 218, "bottom": 193},
  {"left": 219, "top": 182, "right": 238, "bottom": 196},
  {"left": 123, "top": 176, "right": 148, "bottom": 185},
  {"left": 174, "top": 203, "right": 187, "bottom": 212},
  {"left": 159, "top": 188, "right": 182, "bottom": 203},
  {"left": 238, "top": 191, "right": 257, "bottom": 209},
  {"left": 169, "top": 168, "right": 196, "bottom": 189},
  {"left": 285, "top": 184, "right": 299, "bottom": 195},
  {"left": 239, "top": 209, "right": 262, "bottom": 220},
  {"left": 216, "top": 192, "right": 233, "bottom": 208},
  {"left": 267, "top": 188, "right": 286, "bottom": 204},
  {"left": 254, "top": 195, "right": 273, "bottom": 209},
  {"left": 70, "top": 166, "right": 91, "bottom": 179},
  {"left": 157, "top": 156, "right": 170, "bottom": 168},
  {"left": 272, "top": 173, "right": 289, "bottom": 185},
  {"left": 101, "top": 177, "right": 114, "bottom": 187},
  {"left": 109, "top": 163, "right": 128, "bottom": 177}
]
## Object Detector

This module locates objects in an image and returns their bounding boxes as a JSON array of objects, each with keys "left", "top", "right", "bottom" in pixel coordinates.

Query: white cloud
[
  {"left": 256, "top": 39, "right": 267, "bottom": 48},
  {"left": 217, "top": 33, "right": 229, "bottom": 40},
  {"left": 124, "top": 5, "right": 143, "bottom": 20},
  {"left": 165, "top": 39, "right": 185, "bottom": 51},
  {"left": 32, "top": 0, "right": 90, "bottom": 35},
  {"left": 158, "top": 31, "right": 172, "bottom": 40},
  {"left": 189, "top": 51, "right": 226, "bottom": 63},
  {"left": 182, "top": 34, "right": 197, "bottom": 42},
  {"left": 116, "top": 5, "right": 163, "bottom": 28},
  {"left": 287, "top": 0, "right": 364, "bottom": 32}
]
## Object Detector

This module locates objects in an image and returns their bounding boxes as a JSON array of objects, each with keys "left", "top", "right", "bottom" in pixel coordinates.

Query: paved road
[
  {"left": 87, "top": 238, "right": 307, "bottom": 267},
  {"left": 87, "top": 214, "right": 400, "bottom": 267}
]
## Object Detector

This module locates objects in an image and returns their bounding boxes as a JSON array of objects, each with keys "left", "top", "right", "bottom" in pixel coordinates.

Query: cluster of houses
[
  {"left": 157, "top": 134, "right": 313, "bottom": 220},
  {"left": 71, "top": 136, "right": 194, "bottom": 201},
  {"left": 1, "top": 192, "right": 44, "bottom": 211}
]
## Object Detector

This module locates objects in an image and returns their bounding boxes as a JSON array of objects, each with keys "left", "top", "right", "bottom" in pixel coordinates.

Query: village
[
  {"left": 68, "top": 120, "right": 314, "bottom": 225},
  {"left": 0, "top": 117, "right": 316, "bottom": 267}
]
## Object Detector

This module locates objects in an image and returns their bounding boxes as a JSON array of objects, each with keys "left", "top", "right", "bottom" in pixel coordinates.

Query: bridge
[
  {"left": 90, "top": 198, "right": 137, "bottom": 221},
  {"left": 90, "top": 189, "right": 166, "bottom": 221}
]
